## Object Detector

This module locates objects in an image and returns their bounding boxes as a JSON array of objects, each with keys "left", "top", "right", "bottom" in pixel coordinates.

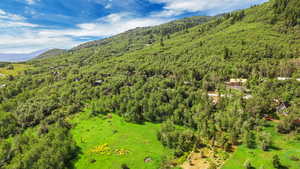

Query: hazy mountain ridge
[
  {"left": 0, "top": 49, "right": 49, "bottom": 62},
  {"left": 0, "top": 0, "right": 299, "bottom": 169},
  {"left": 36, "top": 49, "right": 67, "bottom": 59}
]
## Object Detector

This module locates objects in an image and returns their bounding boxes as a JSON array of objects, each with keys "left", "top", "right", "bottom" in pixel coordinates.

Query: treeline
[
  {"left": 273, "top": 0, "right": 300, "bottom": 26},
  {"left": 0, "top": 122, "right": 77, "bottom": 169},
  {"left": 0, "top": 0, "right": 299, "bottom": 168},
  {"left": 89, "top": 73, "right": 299, "bottom": 155}
]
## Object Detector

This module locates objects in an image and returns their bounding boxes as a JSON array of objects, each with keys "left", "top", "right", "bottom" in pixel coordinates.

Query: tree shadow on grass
[
  {"left": 269, "top": 145, "right": 282, "bottom": 151},
  {"left": 69, "top": 145, "right": 83, "bottom": 169},
  {"left": 278, "top": 165, "right": 289, "bottom": 169}
]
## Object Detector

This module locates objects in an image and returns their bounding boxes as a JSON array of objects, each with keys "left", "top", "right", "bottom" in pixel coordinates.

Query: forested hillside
[
  {"left": 0, "top": 0, "right": 299, "bottom": 168},
  {"left": 36, "top": 49, "right": 67, "bottom": 59}
]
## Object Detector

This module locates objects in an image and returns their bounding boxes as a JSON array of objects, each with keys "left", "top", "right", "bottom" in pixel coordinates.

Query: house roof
[
  {"left": 229, "top": 79, "right": 247, "bottom": 83},
  {"left": 277, "top": 77, "right": 300, "bottom": 81}
]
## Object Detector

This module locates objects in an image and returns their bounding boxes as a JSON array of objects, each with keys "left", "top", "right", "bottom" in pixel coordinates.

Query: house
[
  {"left": 94, "top": 80, "right": 104, "bottom": 86},
  {"left": 207, "top": 92, "right": 220, "bottom": 104},
  {"left": 293, "top": 119, "right": 300, "bottom": 126},
  {"left": 74, "top": 78, "right": 81, "bottom": 82},
  {"left": 226, "top": 78, "right": 247, "bottom": 85},
  {"left": 183, "top": 81, "right": 192, "bottom": 85},
  {"left": 277, "top": 77, "right": 300, "bottom": 82},
  {"left": 0, "top": 84, "right": 6, "bottom": 88},
  {"left": 207, "top": 92, "right": 229, "bottom": 104},
  {"left": 276, "top": 102, "right": 289, "bottom": 116},
  {"left": 225, "top": 78, "right": 247, "bottom": 91},
  {"left": 243, "top": 94, "right": 253, "bottom": 100},
  {"left": 277, "top": 77, "right": 291, "bottom": 81},
  {"left": 264, "top": 114, "right": 274, "bottom": 121}
]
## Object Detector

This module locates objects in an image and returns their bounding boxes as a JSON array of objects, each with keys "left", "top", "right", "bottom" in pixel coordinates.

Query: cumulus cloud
[
  {"left": 25, "top": 0, "right": 39, "bottom": 5},
  {"left": 0, "top": 9, "right": 39, "bottom": 28},
  {"left": 0, "top": 33, "right": 77, "bottom": 53},
  {"left": 0, "top": 0, "right": 268, "bottom": 53},
  {"left": 0, "top": 12, "right": 169, "bottom": 53},
  {"left": 150, "top": 0, "right": 268, "bottom": 16},
  {"left": 39, "top": 13, "right": 168, "bottom": 38},
  {"left": 0, "top": 9, "right": 26, "bottom": 21}
]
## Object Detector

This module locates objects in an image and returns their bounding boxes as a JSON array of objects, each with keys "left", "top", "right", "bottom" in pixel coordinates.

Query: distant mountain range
[
  {"left": 36, "top": 49, "right": 66, "bottom": 59},
  {"left": 0, "top": 49, "right": 55, "bottom": 62}
]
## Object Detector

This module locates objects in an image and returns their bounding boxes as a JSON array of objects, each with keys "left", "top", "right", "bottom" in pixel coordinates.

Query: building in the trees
[
  {"left": 207, "top": 92, "right": 222, "bottom": 104},
  {"left": 293, "top": 119, "right": 300, "bottom": 126},
  {"left": 277, "top": 77, "right": 300, "bottom": 81},
  {"left": 274, "top": 99, "right": 289, "bottom": 116},
  {"left": 0, "top": 84, "right": 6, "bottom": 88},
  {"left": 93, "top": 80, "right": 104, "bottom": 86},
  {"left": 225, "top": 78, "right": 247, "bottom": 90}
]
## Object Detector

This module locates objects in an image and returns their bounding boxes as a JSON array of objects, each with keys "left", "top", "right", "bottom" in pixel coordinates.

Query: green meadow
[
  {"left": 0, "top": 64, "right": 29, "bottom": 77},
  {"left": 70, "top": 110, "right": 173, "bottom": 169},
  {"left": 222, "top": 122, "right": 300, "bottom": 169}
]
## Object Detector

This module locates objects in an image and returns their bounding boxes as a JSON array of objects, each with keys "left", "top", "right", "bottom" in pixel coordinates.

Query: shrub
[
  {"left": 243, "top": 160, "right": 252, "bottom": 169},
  {"left": 273, "top": 155, "right": 281, "bottom": 169},
  {"left": 121, "top": 164, "right": 130, "bottom": 169}
]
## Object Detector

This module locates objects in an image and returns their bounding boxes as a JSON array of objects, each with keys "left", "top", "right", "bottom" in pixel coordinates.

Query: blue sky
[{"left": 0, "top": 0, "right": 268, "bottom": 53}]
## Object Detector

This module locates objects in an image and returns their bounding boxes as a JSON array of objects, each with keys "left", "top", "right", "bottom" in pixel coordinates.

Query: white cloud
[
  {"left": 151, "top": 9, "right": 183, "bottom": 18},
  {"left": 39, "top": 13, "right": 168, "bottom": 38},
  {"left": 0, "top": 12, "right": 169, "bottom": 53},
  {"left": 0, "top": 0, "right": 269, "bottom": 54},
  {"left": 103, "top": 13, "right": 127, "bottom": 23},
  {"left": 0, "top": 9, "right": 26, "bottom": 21},
  {"left": 25, "top": 0, "right": 39, "bottom": 5},
  {"left": 105, "top": 3, "right": 112, "bottom": 9},
  {"left": 0, "top": 21, "right": 38, "bottom": 28},
  {"left": 150, "top": 0, "right": 268, "bottom": 16},
  {"left": 0, "top": 9, "right": 39, "bottom": 28},
  {"left": 0, "top": 30, "right": 78, "bottom": 53},
  {"left": 0, "top": 9, "right": 74, "bottom": 53}
]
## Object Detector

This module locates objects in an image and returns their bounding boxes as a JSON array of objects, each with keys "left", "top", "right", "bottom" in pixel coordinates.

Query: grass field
[
  {"left": 0, "top": 64, "right": 29, "bottom": 77},
  {"left": 222, "top": 122, "right": 300, "bottom": 169},
  {"left": 70, "top": 111, "right": 173, "bottom": 169}
]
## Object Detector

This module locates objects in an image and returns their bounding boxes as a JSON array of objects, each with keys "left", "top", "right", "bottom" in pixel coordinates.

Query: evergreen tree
[
  {"left": 160, "top": 37, "right": 165, "bottom": 47},
  {"left": 244, "top": 131, "right": 256, "bottom": 149},
  {"left": 273, "top": 155, "right": 281, "bottom": 169}
]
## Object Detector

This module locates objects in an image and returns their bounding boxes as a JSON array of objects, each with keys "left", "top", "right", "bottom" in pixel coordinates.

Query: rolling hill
[
  {"left": 0, "top": 49, "right": 49, "bottom": 62},
  {"left": 0, "top": 0, "right": 299, "bottom": 169}
]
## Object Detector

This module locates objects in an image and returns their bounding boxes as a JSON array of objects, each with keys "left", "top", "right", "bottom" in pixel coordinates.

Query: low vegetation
[
  {"left": 70, "top": 110, "right": 173, "bottom": 169},
  {"left": 0, "top": 63, "right": 29, "bottom": 77},
  {"left": 0, "top": 0, "right": 299, "bottom": 168},
  {"left": 222, "top": 122, "right": 300, "bottom": 169}
]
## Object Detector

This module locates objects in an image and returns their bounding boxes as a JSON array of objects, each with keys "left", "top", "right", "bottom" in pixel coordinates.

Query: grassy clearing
[
  {"left": 70, "top": 111, "right": 173, "bottom": 169},
  {"left": 0, "top": 64, "right": 29, "bottom": 77},
  {"left": 222, "top": 122, "right": 300, "bottom": 169}
]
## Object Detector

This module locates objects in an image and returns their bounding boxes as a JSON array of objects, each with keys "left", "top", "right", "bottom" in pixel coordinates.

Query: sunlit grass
[{"left": 70, "top": 110, "right": 173, "bottom": 169}]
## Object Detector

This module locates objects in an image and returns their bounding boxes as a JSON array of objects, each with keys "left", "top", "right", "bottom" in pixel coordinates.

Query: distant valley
[{"left": 0, "top": 49, "right": 65, "bottom": 62}]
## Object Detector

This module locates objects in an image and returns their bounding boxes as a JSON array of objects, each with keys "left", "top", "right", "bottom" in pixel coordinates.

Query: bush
[
  {"left": 258, "top": 132, "right": 272, "bottom": 151},
  {"left": 290, "top": 155, "right": 300, "bottom": 161},
  {"left": 273, "top": 155, "right": 281, "bottom": 169},
  {"left": 0, "top": 112, "right": 18, "bottom": 138},
  {"left": 121, "top": 164, "right": 130, "bottom": 169},
  {"left": 244, "top": 131, "right": 256, "bottom": 149},
  {"left": 6, "top": 65, "right": 14, "bottom": 70},
  {"left": 244, "top": 160, "right": 252, "bottom": 169}
]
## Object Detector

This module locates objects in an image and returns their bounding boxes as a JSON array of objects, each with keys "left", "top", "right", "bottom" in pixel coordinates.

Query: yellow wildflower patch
[{"left": 90, "top": 144, "right": 111, "bottom": 155}]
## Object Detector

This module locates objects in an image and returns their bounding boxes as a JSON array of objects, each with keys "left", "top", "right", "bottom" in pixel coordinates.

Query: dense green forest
[{"left": 0, "top": 0, "right": 299, "bottom": 168}]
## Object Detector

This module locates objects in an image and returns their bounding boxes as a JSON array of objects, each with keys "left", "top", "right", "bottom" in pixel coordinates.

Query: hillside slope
[
  {"left": 36, "top": 49, "right": 67, "bottom": 59},
  {"left": 0, "top": 0, "right": 299, "bottom": 169}
]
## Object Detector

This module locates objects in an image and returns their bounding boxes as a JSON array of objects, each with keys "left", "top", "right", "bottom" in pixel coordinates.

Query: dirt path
[
  {"left": 181, "top": 152, "right": 210, "bottom": 169},
  {"left": 181, "top": 147, "right": 228, "bottom": 169}
]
